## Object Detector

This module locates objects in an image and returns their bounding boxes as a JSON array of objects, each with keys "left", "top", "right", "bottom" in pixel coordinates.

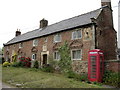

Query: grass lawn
[{"left": 2, "top": 66, "right": 104, "bottom": 88}]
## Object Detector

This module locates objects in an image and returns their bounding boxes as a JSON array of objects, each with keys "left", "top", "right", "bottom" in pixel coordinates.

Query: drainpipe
[
  {"left": 91, "top": 18, "right": 97, "bottom": 49},
  {"left": 92, "top": 24, "right": 96, "bottom": 49}
]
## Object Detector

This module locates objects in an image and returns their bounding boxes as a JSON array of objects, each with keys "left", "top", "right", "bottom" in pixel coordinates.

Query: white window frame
[
  {"left": 72, "top": 29, "right": 82, "bottom": 40},
  {"left": 19, "top": 43, "right": 23, "bottom": 48},
  {"left": 54, "top": 34, "right": 61, "bottom": 43},
  {"left": 71, "top": 49, "right": 82, "bottom": 60},
  {"left": 53, "top": 51, "right": 60, "bottom": 60},
  {"left": 32, "top": 54, "right": 37, "bottom": 60},
  {"left": 33, "top": 39, "right": 38, "bottom": 46}
]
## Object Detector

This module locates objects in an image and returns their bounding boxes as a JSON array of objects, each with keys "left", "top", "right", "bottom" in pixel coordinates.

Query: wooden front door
[{"left": 43, "top": 54, "right": 47, "bottom": 65}]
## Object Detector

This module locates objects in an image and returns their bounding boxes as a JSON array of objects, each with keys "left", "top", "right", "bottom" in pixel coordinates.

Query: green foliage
[
  {"left": 19, "top": 57, "right": 31, "bottom": 67},
  {"left": 41, "top": 65, "right": 54, "bottom": 73},
  {"left": 66, "top": 70, "right": 88, "bottom": 82},
  {"left": 92, "top": 82, "right": 102, "bottom": 86},
  {"left": 2, "top": 66, "right": 103, "bottom": 88},
  {"left": 103, "top": 70, "right": 120, "bottom": 87},
  {"left": 33, "top": 60, "right": 39, "bottom": 69},
  {"left": 10, "top": 62, "right": 21, "bottom": 67},
  {"left": 2, "top": 61, "right": 10, "bottom": 67},
  {"left": 12, "top": 53, "right": 17, "bottom": 62},
  {"left": 58, "top": 41, "right": 72, "bottom": 73}
]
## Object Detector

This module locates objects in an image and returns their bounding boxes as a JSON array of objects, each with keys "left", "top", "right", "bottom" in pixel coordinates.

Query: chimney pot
[
  {"left": 15, "top": 29, "right": 21, "bottom": 36},
  {"left": 101, "top": 0, "right": 111, "bottom": 9},
  {"left": 40, "top": 18, "right": 48, "bottom": 28}
]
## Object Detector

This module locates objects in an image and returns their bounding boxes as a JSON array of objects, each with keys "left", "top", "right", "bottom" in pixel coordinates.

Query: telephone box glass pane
[
  {"left": 90, "top": 56, "right": 97, "bottom": 78},
  {"left": 100, "top": 56, "right": 103, "bottom": 73}
]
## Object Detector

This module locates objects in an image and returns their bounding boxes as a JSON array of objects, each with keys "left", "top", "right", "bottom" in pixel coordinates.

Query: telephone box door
[
  {"left": 88, "top": 49, "right": 104, "bottom": 82},
  {"left": 88, "top": 52, "right": 98, "bottom": 81}
]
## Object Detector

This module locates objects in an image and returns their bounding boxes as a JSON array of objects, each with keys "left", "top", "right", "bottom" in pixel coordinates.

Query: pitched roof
[{"left": 5, "top": 8, "right": 102, "bottom": 45}]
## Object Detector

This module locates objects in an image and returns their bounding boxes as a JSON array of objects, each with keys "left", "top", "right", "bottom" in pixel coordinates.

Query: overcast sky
[{"left": 0, "top": 0, "right": 119, "bottom": 48}]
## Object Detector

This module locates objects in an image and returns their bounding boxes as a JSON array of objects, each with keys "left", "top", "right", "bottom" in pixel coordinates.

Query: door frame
[{"left": 41, "top": 51, "right": 49, "bottom": 66}]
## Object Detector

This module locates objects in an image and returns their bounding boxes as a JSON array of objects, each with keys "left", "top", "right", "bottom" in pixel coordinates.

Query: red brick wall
[
  {"left": 96, "top": 7, "right": 117, "bottom": 60},
  {"left": 105, "top": 60, "right": 120, "bottom": 72},
  {"left": 4, "top": 26, "right": 94, "bottom": 63}
]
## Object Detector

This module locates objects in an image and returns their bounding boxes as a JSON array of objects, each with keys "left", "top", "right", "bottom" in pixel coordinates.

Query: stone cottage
[{"left": 3, "top": 0, "right": 119, "bottom": 73}]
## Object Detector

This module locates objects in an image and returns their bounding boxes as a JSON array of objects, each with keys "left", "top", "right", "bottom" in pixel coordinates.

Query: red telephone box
[{"left": 88, "top": 49, "right": 104, "bottom": 82}]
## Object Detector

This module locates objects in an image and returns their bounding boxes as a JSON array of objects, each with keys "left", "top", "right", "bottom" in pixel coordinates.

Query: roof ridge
[
  {"left": 16, "top": 8, "right": 102, "bottom": 37},
  {"left": 5, "top": 7, "right": 103, "bottom": 45},
  {"left": 46, "top": 8, "right": 102, "bottom": 28}
]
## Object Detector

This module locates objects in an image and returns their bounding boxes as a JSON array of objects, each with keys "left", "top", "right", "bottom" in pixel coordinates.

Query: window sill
[
  {"left": 71, "top": 38, "right": 82, "bottom": 40},
  {"left": 72, "top": 59, "right": 82, "bottom": 61}
]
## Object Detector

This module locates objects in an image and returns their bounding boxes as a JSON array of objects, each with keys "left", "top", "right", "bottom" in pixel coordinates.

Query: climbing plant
[
  {"left": 58, "top": 41, "right": 72, "bottom": 73},
  {"left": 12, "top": 52, "right": 17, "bottom": 62}
]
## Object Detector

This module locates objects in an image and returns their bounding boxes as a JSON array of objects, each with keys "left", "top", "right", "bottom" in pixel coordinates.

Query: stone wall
[{"left": 72, "top": 61, "right": 88, "bottom": 74}]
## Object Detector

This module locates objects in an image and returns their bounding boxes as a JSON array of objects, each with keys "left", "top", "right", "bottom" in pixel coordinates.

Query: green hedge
[{"left": 103, "top": 70, "right": 120, "bottom": 87}]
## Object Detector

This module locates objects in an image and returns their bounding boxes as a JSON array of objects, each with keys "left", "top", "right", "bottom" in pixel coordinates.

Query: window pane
[
  {"left": 72, "top": 51, "right": 76, "bottom": 59},
  {"left": 32, "top": 54, "right": 37, "bottom": 60},
  {"left": 77, "top": 50, "right": 81, "bottom": 59},
  {"left": 54, "top": 34, "right": 61, "bottom": 42},
  {"left": 33, "top": 40, "right": 38, "bottom": 46},
  {"left": 72, "top": 31, "right": 76, "bottom": 39},
  {"left": 72, "top": 50, "right": 81, "bottom": 60},
  {"left": 54, "top": 51, "right": 60, "bottom": 60},
  {"left": 72, "top": 30, "right": 82, "bottom": 40},
  {"left": 77, "top": 31, "right": 81, "bottom": 38}
]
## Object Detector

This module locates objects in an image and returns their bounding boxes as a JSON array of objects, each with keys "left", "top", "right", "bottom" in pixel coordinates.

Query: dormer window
[
  {"left": 54, "top": 34, "right": 61, "bottom": 43},
  {"left": 19, "top": 43, "right": 23, "bottom": 48},
  {"left": 33, "top": 39, "right": 38, "bottom": 46},
  {"left": 72, "top": 29, "right": 82, "bottom": 40}
]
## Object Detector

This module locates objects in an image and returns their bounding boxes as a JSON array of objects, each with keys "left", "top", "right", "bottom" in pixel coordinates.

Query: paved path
[{"left": 0, "top": 81, "right": 15, "bottom": 89}]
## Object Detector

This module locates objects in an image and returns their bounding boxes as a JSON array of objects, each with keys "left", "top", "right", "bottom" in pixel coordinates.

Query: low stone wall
[
  {"left": 72, "top": 61, "right": 88, "bottom": 74},
  {"left": 72, "top": 60, "right": 120, "bottom": 75},
  {"left": 104, "top": 60, "right": 120, "bottom": 72}
]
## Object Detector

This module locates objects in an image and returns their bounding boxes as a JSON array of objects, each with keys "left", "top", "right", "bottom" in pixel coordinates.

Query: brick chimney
[
  {"left": 15, "top": 29, "right": 21, "bottom": 36},
  {"left": 101, "top": 0, "right": 113, "bottom": 27},
  {"left": 39, "top": 18, "right": 48, "bottom": 28},
  {"left": 101, "top": 0, "right": 111, "bottom": 9}
]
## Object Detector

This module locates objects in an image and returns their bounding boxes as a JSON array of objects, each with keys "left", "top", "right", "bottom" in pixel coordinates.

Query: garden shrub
[
  {"left": 33, "top": 60, "right": 39, "bottom": 68},
  {"left": 11, "top": 62, "right": 21, "bottom": 67},
  {"left": 66, "top": 70, "right": 76, "bottom": 78},
  {"left": 2, "top": 61, "right": 10, "bottom": 67},
  {"left": 103, "top": 70, "right": 120, "bottom": 87},
  {"left": 58, "top": 41, "right": 72, "bottom": 73},
  {"left": 41, "top": 65, "right": 54, "bottom": 73},
  {"left": 19, "top": 57, "right": 31, "bottom": 67},
  {"left": 49, "top": 58, "right": 60, "bottom": 72},
  {"left": 12, "top": 53, "right": 17, "bottom": 62},
  {"left": 66, "top": 70, "right": 88, "bottom": 82},
  {"left": 91, "top": 82, "right": 102, "bottom": 86}
]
